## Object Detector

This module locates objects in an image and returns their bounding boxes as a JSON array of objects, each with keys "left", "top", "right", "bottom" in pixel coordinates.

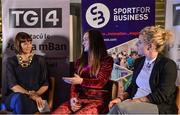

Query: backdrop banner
[
  {"left": 82, "top": 0, "right": 155, "bottom": 81},
  {"left": 165, "top": 0, "right": 180, "bottom": 85},
  {"left": 82, "top": 0, "right": 155, "bottom": 49},
  {"left": 2, "top": 0, "right": 70, "bottom": 107}
]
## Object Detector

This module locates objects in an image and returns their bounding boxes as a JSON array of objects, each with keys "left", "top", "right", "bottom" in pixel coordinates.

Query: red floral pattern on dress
[{"left": 52, "top": 56, "right": 113, "bottom": 114}]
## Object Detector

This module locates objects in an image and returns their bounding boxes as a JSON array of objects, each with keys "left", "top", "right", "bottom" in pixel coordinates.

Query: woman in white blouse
[{"left": 108, "top": 26, "right": 178, "bottom": 114}]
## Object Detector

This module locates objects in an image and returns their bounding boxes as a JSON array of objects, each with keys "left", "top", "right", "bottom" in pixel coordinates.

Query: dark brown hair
[
  {"left": 78, "top": 29, "right": 107, "bottom": 76},
  {"left": 14, "top": 32, "right": 32, "bottom": 54}
]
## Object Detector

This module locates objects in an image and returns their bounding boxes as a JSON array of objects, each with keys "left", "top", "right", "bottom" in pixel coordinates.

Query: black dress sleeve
[
  {"left": 6, "top": 57, "right": 18, "bottom": 89},
  {"left": 38, "top": 55, "right": 49, "bottom": 86}
]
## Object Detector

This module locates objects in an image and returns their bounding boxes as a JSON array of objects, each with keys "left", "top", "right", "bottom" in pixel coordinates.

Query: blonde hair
[{"left": 139, "top": 25, "right": 173, "bottom": 52}]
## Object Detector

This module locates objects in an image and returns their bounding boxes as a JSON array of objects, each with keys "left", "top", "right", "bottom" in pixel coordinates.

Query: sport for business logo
[
  {"left": 9, "top": 8, "right": 62, "bottom": 28},
  {"left": 86, "top": 3, "right": 110, "bottom": 28}
]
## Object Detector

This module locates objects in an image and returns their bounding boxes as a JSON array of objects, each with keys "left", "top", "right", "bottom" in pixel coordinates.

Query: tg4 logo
[{"left": 9, "top": 8, "right": 62, "bottom": 28}]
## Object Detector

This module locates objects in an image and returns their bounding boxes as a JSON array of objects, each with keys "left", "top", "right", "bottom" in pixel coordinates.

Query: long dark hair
[{"left": 78, "top": 29, "right": 107, "bottom": 76}]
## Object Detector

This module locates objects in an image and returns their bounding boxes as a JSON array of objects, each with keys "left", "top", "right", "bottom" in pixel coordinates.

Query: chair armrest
[
  {"left": 111, "top": 80, "right": 119, "bottom": 100},
  {"left": 176, "top": 86, "right": 180, "bottom": 114},
  {"left": 48, "top": 77, "right": 55, "bottom": 110}
]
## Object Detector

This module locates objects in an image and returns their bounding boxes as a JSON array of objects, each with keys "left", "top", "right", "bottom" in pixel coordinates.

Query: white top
[{"left": 133, "top": 57, "right": 156, "bottom": 99}]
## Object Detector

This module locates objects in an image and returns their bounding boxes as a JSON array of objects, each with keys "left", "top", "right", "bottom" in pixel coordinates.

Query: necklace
[
  {"left": 146, "top": 62, "right": 151, "bottom": 69},
  {"left": 17, "top": 54, "right": 33, "bottom": 67}
]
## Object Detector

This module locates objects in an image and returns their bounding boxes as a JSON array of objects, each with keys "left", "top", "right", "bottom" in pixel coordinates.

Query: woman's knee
[
  {"left": 10, "top": 93, "right": 29, "bottom": 108},
  {"left": 52, "top": 101, "right": 71, "bottom": 114},
  {"left": 14, "top": 93, "right": 28, "bottom": 102},
  {"left": 11, "top": 93, "right": 37, "bottom": 113},
  {"left": 108, "top": 104, "right": 121, "bottom": 114},
  {"left": 108, "top": 102, "right": 128, "bottom": 114}
]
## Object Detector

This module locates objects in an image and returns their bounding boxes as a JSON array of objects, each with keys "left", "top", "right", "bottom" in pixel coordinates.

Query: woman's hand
[
  {"left": 63, "top": 74, "right": 83, "bottom": 85},
  {"left": 129, "top": 98, "right": 142, "bottom": 103},
  {"left": 108, "top": 98, "right": 121, "bottom": 109},
  {"left": 29, "top": 93, "right": 45, "bottom": 109},
  {"left": 35, "top": 96, "right": 45, "bottom": 109},
  {"left": 129, "top": 97, "right": 149, "bottom": 103},
  {"left": 122, "top": 99, "right": 132, "bottom": 102},
  {"left": 70, "top": 97, "right": 82, "bottom": 112},
  {"left": 108, "top": 91, "right": 129, "bottom": 109}
]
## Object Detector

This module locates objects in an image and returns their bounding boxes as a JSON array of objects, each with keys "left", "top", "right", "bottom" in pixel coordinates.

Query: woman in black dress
[{"left": 4, "top": 32, "right": 48, "bottom": 114}]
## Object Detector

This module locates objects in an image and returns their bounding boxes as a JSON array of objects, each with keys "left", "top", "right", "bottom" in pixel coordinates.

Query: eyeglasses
[
  {"left": 136, "top": 39, "right": 150, "bottom": 46},
  {"left": 136, "top": 39, "right": 144, "bottom": 46}
]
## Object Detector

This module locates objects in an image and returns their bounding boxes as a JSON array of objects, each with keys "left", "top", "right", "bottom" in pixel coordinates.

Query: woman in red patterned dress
[{"left": 52, "top": 29, "right": 113, "bottom": 114}]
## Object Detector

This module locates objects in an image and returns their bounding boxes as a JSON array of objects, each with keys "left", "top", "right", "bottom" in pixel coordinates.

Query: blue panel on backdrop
[{"left": 82, "top": 0, "right": 155, "bottom": 49}]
